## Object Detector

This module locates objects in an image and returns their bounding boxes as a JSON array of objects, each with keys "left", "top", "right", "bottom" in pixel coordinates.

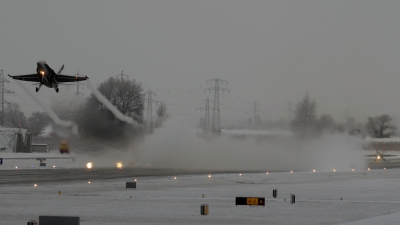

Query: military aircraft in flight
[
  {"left": 366, "top": 150, "right": 397, "bottom": 161},
  {"left": 8, "top": 60, "right": 88, "bottom": 93}
]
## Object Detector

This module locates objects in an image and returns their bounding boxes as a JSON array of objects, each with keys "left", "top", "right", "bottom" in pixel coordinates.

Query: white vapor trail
[
  {"left": 16, "top": 81, "right": 79, "bottom": 136},
  {"left": 86, "top": 80, "right": 138, "bottom": 126}
]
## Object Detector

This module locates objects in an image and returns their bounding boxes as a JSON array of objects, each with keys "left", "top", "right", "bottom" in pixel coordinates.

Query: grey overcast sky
[{"left": 1, "top": 0, "right": 400, "bottom": 125}]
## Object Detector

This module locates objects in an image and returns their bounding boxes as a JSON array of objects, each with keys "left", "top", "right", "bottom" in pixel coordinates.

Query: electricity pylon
[
  {"left": 116, "top": 71, "right": 129, "bottom": 81},
  {"left": 144, "top": 88, "right": 159, "bottom": 131},
  {"left": 196, "top": 97, "right": 212, "bottom": 130},
  {"left": 0, "top": 70, "right": 14, "bottom": 126},
  {"left": 204, "top": 79, "right": 229, "bottom": 132},
  {"left": 247, "top": 100, "right": 262, "bottom": 127}
]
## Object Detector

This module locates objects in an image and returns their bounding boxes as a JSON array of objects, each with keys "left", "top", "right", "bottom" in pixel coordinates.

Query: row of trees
[
  {"left": 0, "top": 103, "right": 52, "bottom": 135},
  {"left": 291, "top": 93, "right": 397, "bottom": 139},
  {"left": 1, "top": 77, "right": 168, "bottom": 142},
  {"left": 0, "top": 102, "right": 50, "bottom": 134}
]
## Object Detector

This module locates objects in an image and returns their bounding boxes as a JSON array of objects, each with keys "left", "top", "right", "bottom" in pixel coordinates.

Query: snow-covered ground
[{"left": 2, "top": 167, "right": 400, "bottom": 224}]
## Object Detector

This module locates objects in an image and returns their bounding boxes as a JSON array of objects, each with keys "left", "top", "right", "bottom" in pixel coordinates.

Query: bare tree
[
  {"left": 318, "top": 114, "right": 337, "bottom": 133},
  {"left": 76, "top": 77, "right": 145, "bottom": 141},
  {"left": 3, "top": 102, "right": 27, "bottom": 128},
  {"left": 90, "top": 77, "right": 144, "bottom": 119},
  {"left": 156, "top": 103, "right": 167, "bottom": 118},
  {"left": 365, "top": 114, "right": 397, "bottom": 138},
  {"left": 27, "top": 111, "right": 52, "bottom": 136},
  {"left": 155, "top": 103, "right": 168, "bottom": 127},
  {"left": 291, "top": 93, "right": 318, "bottom": 138}
]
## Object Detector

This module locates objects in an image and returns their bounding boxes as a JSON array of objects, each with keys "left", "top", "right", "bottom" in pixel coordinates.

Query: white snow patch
[{"left": 2, "top": 170, "right": 400, "bottom": 224}]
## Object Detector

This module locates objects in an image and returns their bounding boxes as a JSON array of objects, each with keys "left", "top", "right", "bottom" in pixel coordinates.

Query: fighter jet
[
  {"left": 8, "top": 60, "right": 88, "bottom": 93},
  {"left": 366, "top": 150, "right": 397, "bottom": 161}
]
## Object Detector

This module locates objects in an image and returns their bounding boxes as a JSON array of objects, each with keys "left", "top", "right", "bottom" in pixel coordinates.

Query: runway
[
  {"left": 0, "top": 158, "right": 397, "bottom": 186},
  {"left": 0, "top": 168, "right": 240, "bottom": 186},
  {"left": 368, "top": 158, "right": 400, "bottom": 169}
]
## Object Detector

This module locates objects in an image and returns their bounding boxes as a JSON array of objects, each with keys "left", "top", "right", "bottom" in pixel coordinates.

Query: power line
[
  {"left": 221, "top": 94, "right": 253, "bottom": 117},
  {"left": 196, "top": 97, "right": 212, "bottom": 130},
  {"left": 143, "top": 89, "right": 164, "bottom": 131},
  {"left": 116, "top": 71, "right": 129, "bottom": 81},
  {"left": 144, "top": 89, "right": 156, "bottom": 124},
  {"left": 219, "top": 104, "right": 247, "bottom": 119},
  {"left": 247, "top": 100, "right": 262, "bottom": 126},
  {"left": 204, "top": 79, "right": 229, "bottom": 132},
  {"left": 0, "top": 70, "right": 14, "bottom": 126}
]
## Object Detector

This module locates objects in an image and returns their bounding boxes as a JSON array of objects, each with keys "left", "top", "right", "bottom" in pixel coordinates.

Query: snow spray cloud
[
  {"left": 16, "top": 81, "right": 79, "bottom": 136},
  {"left": 131, "top": 116, "right": 366, "bottom": 171},
  {"left": 86, "top": 80, "right": 138, "bottom": 126}
]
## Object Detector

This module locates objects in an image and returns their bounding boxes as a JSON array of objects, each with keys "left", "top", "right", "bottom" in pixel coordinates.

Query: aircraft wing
[
  {"left": 56, "top": 74, "right": 88, "bottom": 83},
  {"left": 365, "top": 154, "right": 397, "bottom": 157},
  {"left": 8, "top": 74, "right": 39, "bottom": 82}
]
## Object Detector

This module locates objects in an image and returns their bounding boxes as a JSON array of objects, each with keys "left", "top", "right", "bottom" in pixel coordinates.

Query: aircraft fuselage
[{"left": 36, "top": 60, "right": 59, "bottom": 89}]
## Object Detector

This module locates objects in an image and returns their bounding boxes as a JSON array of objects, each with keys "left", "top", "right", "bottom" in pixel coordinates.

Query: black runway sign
[{"left": 236, "top": 197, "right": 265, "bottom": 206}]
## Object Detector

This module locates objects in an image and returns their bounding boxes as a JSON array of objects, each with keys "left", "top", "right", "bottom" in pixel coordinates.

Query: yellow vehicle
[{"left": 59, "top": 141, "right": 69, "bottom": 154}]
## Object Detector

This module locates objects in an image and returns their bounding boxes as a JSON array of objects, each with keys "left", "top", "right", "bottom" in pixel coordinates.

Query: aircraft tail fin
[{"left": 57, "top": 65, "right": 64, "bottom": 75}]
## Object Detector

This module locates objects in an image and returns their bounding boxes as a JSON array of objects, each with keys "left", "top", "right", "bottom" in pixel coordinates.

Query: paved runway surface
[
  {"left": 0, "top": 168, "right": 244, "bottom": 185},
  {"left": 368, "top": 158, "right": 400, "bottom": 169},
  {"left": 0, "top": 159, "right": 397, "bottom": 186}
]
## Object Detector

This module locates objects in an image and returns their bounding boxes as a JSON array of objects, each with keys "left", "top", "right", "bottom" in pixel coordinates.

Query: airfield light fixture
[
  {"left": 266, "top": 172, "right": 269, "bottom": 174},
  {"left": 313, "top": 170, "right": 316, "bottom": 173},
  {"left": 116, "top": 162, "right": 123, "bottom": 169},
  {"left": 333, "top": 169, "right": 336, "bottom": 172},
  {"left": 86, "top": 162, "right": 93, "bottom": 169},
  {"left": 290, "top": 171, "right": 293, "bottom": 173},
  {"left": 352, "top": 169, "right": 355, "bottom": 172},
  {"left": 174, "top": 177, "right": 177, "bottom": 180},
  {"left": 34, "top": 184, "right": 37, "bottom": 187},
  {"left": 368, "top": 168, "right": 370, "bottom": 171},
  {"left": 88, "top": 181, "right": 91, "bottom": 184},
  {"left": 134, "top": 179, "right": 137, "bottom": 182},
  {"left": 208, "top": 175, "right": 211, "bottom": 178}
]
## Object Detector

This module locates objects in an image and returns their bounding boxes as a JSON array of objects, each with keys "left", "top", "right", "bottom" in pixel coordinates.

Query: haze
[{"left": 1, "top": 1, "right": 400, "bottom": 123}]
